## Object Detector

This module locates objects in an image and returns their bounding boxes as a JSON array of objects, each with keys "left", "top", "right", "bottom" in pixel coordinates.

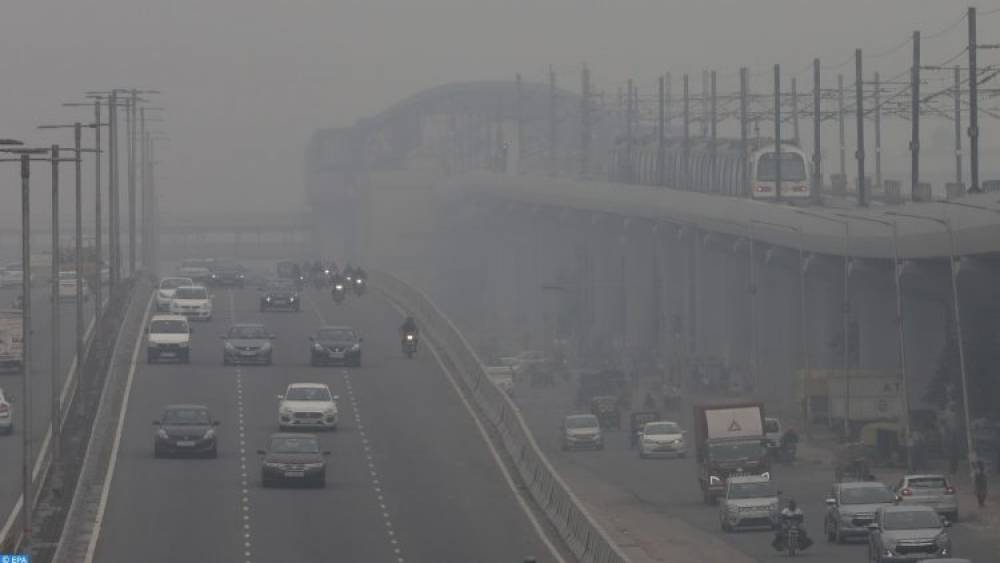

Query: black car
[
  {"left": 153, "top": 404, "right": 219, "bottom": 458},
  {"left": 259, "top": 279, "right": 301, "bottom": 312},
  {"left": 257, "top": 433, "right": 330, "bottom": 488},
  {"left": 309, "top": 326, "right": 362, "bottom": 367},
  {"left": 222, "top": 323, "right": 275, "bottom": 365},
  {"left": 209, "top": 264, "right": 246, "bottom": 288}
]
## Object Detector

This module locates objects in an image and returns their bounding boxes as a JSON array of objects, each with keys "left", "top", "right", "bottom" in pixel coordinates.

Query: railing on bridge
[{"left": 372, "top": 270, "right": 630, "bottom": 563}]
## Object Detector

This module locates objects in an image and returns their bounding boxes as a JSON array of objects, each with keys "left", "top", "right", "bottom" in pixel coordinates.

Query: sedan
[
  {"left": 259, "top": 279, "right": 300, "bottom": 312},
  {"left": 308, "top": 326, "right": 362, "bottom": 367},
  {"left": 153, "top": 404, "right": 219, "bottom": 458},
  {"left": 637, "top": 420, "right": 687, "bottom": 459},
  {"left": 561, "top": 414, "right": 603, "bottom": 451},
  {"left": 222, "top": 323, "right": 275, "bottom": 366},
  {"left": 258, "top": 433, "right": 330, "bottom": 488},
  {"left": 894, "top": 474, "right": 960, "bottom": 522}
]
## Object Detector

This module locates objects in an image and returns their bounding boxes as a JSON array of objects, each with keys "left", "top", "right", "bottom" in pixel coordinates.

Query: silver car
[
  {"left": 868, "top": 505, "right": 952, "bottom": 562},
  {"left": 894, "top": 474, "right": 959, "bottom": 522},
  {"left": 561, "top": 414, "right": 603, "bottom": 451},
  {"left": 824, "top": 481, "right": 897, "bottom": 543},
  {"left": 719, "top": 475, "right": 780, "bottom": 532}
]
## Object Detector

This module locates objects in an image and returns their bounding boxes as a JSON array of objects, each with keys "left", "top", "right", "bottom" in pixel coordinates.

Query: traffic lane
[
  {"left": 94, "top": 295, "right": 244, "bottom": 563},
  {"left": 309, "top": 290, "right": 559, "bottom": 563},
  {"left": 232, "top": 288, "right": 398, "bottom": 563},
  {"left": 514, "top": 379, "right": 965, "bottom": 563}
]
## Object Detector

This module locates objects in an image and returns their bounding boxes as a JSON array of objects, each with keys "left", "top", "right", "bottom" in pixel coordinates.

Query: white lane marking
[
  {"left": 387, "top": 301, "right": 566, "bottom": 563},
  {"left": 230, "top": 292, "right": 254, "bottom": 563},
  {"left": 83, "top": 292, "right": 155, "bottom": 563}
]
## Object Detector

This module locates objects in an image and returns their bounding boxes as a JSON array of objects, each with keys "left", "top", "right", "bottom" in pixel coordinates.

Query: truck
[
  {"left": 0, "top": 310, "right": 24, "bottom": 373},
  {"left": 693, "top": 401, "right": 769, "bottom": 504}
]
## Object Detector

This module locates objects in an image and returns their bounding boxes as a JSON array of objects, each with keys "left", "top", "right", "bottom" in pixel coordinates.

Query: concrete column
[
  {"left": 757, "top": 255, "right": 801, "bottom": 405},
  {"left": 623, "top": 223, "right": 656, "bottom": 369}
]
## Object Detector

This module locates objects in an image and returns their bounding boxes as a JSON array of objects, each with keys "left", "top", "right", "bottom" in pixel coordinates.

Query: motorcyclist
[
  {"left": 780, "top": 427, "right": 800, "bottom": 461},
  {"left": 354, "top": 265, "right": 368, "bottom": 281},
  {"left": 400, "top": 315, "right": 418, "bottom": 337},
  {"left": 773, "top": 500, "right": 811, "bottom": 551},
  {"left": 343, "top": 263, "right": 356, "bottom": 280},
  {"left": 330, "top": 272, "right": 347, "bottom": 294}
]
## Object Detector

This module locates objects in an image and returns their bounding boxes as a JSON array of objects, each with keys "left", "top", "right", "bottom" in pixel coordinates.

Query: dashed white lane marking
[
  {"left": 230, "top": 291, "right": 254, "bottom": 563},
  {"left": 342, "top": 368, "right": 406, "bottom": 563}
]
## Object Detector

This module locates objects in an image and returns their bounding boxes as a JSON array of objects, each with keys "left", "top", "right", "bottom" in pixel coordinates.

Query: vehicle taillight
[
  {"left": 753, "top": 185, "right": 772, "bottom": 193},
  {"left": 900, "top": 488, "right": 912, "bottom": 496},
  {"left": 944, "top": 486, "right": 956, "bottom": 495},
  {"left": 0, "top": 404, "right": 9, "bottom": 415},
  {"left": 793, "top": 185, "right": 807, "bottom": 192}
]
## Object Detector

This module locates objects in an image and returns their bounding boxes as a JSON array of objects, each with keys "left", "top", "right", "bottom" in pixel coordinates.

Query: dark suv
[
  {"left": 309, "top": 326, "right": 362, "bottom": 367},
  {"left": 259, "top": 279, "right": 300, "bottom": 312}
]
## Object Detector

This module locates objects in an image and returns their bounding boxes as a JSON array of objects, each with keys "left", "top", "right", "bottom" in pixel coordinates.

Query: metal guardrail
[{"left": 372, "top": 270, "right": 630, "bottom": 563}]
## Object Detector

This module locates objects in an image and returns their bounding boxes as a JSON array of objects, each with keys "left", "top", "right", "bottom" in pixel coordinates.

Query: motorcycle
[
  {"left": 772, "top": 514, "right": 810, "bottom": 556},
  {"left": 402, "top": 332, "right": 418, "bottom": 358},
  {"left": 353, "top": 277, "right": 366, "bottom": 296},
  {"left": 332, "top": 283, "right": 346, "bottom": 304}
]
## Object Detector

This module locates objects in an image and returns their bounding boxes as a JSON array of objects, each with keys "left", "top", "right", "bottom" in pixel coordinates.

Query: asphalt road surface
[
  {"left": 515, "top": 376, "right": 1000, "bottom": 563},
  {"left": 93, "top": 285, "right": 560, "bottom": 563}
]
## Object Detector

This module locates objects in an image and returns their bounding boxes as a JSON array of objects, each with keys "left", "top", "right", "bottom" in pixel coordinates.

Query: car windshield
[
  {"left": 841, "top": 486, "right": 896, "bottom": 504},
  {"left": 162, "top": 408, "right": 210, "bottom": 425},
  {"left": 729, "top": 482, "right": 776, "bottom": 499},
  {"left": 160, "top": 278, "right": 191, "bottom": 290},
  {"left": 286, "top": 387, "right": 332, "bottom": 401},
  {"left": 764, "top": 419, "right": 780, "bottom": 433},
  {"left": 318, "top": 328, "right": 355, "bottom": 340},
  {"left": 267, "top": 280, "right": 295, "bottom": 291},
  {"left": 708, "top": 441, "right": 763, "bottom": 461},
  {"left": 174, "top": 287, "right": 207, "bottom": 299},
  {"left": 150, "top": 320, "right": 188, "bottom": 334},
  {"left": 270, "top": 436, "right": 319, "bottom": 454},
  {"left": 566, "top": 415, "right": 598, "bottom": 429},
  {"left": 908, "top": 477, "right": 949, "bottom": 490},
  {"left": 229, "top": 326, "right": 268, "bottom": 339},
  {"left": 756, "top": 152, "right": 807, "bottom": 181},
  {"left": 59, "top": 271, "right": 76, "bottom": 279},
  {"left": 644, "top": 422, "right": 681, "bottom": 434},
  {"left": 882, "top": 510, "right": 943, "bottom": 530}
]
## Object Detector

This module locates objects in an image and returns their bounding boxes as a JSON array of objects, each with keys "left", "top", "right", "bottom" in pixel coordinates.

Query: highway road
[
  {"left": 92, "top": 284, "right": 561, "bottom": 563},
  {"left": 515, "top": 376, "right": 1000, "bottom": 563},
  {"left": 0, "top": 283, "right": 99, "bottom": 535}
]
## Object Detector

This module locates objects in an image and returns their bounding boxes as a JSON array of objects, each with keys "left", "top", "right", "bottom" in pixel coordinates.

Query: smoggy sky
[{"left": 0, "top": 1, "right": 984, "bottom": 221}]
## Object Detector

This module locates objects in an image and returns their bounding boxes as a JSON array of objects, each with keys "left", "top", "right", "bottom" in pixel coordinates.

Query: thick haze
[{"left": 0, "top": 0, "right": 976, "bottom": 222}]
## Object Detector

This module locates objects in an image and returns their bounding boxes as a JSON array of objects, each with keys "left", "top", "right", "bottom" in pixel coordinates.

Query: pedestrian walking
[{"left": 974, "top": 461, "right": 988, "bottom": 508}]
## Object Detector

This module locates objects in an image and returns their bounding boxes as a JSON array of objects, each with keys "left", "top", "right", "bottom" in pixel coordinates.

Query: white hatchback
[{"left": 277, "top": 383, "right": 339, "bottom": 431}]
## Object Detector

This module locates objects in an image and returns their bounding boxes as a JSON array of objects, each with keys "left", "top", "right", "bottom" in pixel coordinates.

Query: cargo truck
[{"left": 693, "top": 401, "right": 769, "bottom": 504}]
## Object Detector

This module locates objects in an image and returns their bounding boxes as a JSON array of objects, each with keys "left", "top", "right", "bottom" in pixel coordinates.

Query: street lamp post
[
  {"left": 0, "top": 145, "right": 54, "bottom": 555},
  {"left": 796, "top": 209, "right": 852, "bottom": 439},
  {"left": 885, "top": 210, "right": 975, "bottom": 483},
  {"left": 836, "top": 213, "right": 911, "bottom": 470}
]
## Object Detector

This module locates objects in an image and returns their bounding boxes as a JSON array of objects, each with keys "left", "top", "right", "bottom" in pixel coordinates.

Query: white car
[
  {"left": 169, "top": 285, "right": 213, "bottom": 320},
  {"left": 57, "top": 272, "right": 90, "bottom": 301},
  {"left": 146, "top": 315, "right": 192, "bottom": 363},
  {"left": 637, "top": 420, "right": 687, "bottom": 459},
  {"left": 0, "top": 388, "right": 12, "bottom": 434},
  {"left": 719, "top": 475, "right": 780, "bottom": 532},
  {"left": 277, "top": 383, "right": 339, "bottom": 431},
  {"left": 156, "top": 277, "right": 194, "bottom": 312}
]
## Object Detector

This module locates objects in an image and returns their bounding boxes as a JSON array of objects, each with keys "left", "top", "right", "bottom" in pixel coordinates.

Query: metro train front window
[{"left": 756, "top": 153, "right": 806, "bottom": 182}]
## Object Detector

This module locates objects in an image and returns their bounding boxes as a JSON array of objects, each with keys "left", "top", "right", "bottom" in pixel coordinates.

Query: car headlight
[
  {"left": 289, "top": 296, "right": 296, "bottom": 302},
  {"left": 203, "top": 428, "right": 215, "bottom": 439},
  {"left": 265, "top": 296, "right": 272, "bottom": 302},
  {"left": 159, "top": 290, "right": 170, "bottom": 298},
  {"left": 224, "top": 342, "right": 235, "bottom": 350},
  {"left": 351, "top": 343, "right": 361, "bottom": 351},
  {"left": 260, "top": 342, "right": 272, "bottom": 350},
  {"left": 709, "top": 475, "right": 721, "bottom": 485},
  {"left": 324, "top": 407, "right": 337, "bottom": 416},
  {"left": 279, "top": 406, "right": 292, "bottom": 415},
  {"left": 178, "top": 340, "right": 189, "bottom": 348},
  {"left": 157, "top": 429, "right": 168, "bottom": 439},
  {"left": 312, "top": 342, "right": 323, "bottom": 350},
  {"left": 264, "top": 461, "right": 283, "bottom": 468}
]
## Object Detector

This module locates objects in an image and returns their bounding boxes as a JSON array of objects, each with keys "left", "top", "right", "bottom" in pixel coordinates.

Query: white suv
[
  {"left": 277, "top": 383, "right": 338, "bottom": 431},
  {"left": 146, "top": 315, "right": 192, "bottom": 363},
  {"left": 156, "top": 277, "right": 194, "bottom": 312},
  {"left": 169, "top": 285, "right": 213, "bottom": 320}
]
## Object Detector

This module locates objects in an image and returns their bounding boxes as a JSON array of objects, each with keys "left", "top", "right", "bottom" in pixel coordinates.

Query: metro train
[{"left": 610, "top": 136, "right": 812, "bottom": 200}]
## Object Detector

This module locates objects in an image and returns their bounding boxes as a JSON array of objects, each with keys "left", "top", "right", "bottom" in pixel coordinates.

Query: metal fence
[{"left": 372, "top": 270, "right": 629, "bottom": 563}]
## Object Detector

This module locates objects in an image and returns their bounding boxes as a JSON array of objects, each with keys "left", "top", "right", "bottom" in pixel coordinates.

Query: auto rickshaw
[
  {"left": 629, "top": 410, "right": 661, "bottom": 448},
  {"left": 590, "top": 395, "right": 621, "bottom": 430}
]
